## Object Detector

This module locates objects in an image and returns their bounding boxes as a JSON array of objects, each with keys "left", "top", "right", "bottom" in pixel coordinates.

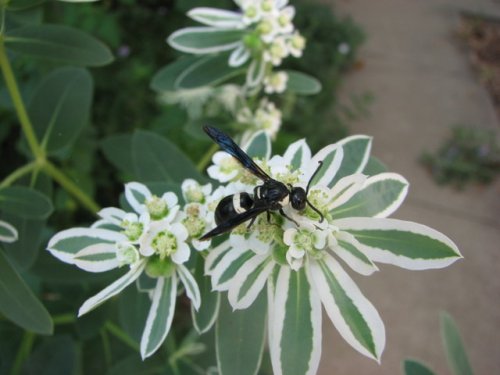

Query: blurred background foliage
[{"left": 0, "top": 0, "right": 365, "bottom": 373}]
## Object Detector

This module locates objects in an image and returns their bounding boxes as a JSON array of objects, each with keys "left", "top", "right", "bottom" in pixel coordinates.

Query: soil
[{"left": 459, "top": 14, "right": 500, "bottom": 120}]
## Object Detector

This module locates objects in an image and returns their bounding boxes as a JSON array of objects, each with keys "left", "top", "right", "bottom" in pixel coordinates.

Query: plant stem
[
  {"left": 42, "top": 160, "right": 100, "bottom": 213},
  {"left": 52, "top": 313, "right": 76, "bottom": 325},
  {"left": 10, "top": 332, "right": 35, "bottom": 375},
  {"left": 105, "top": 321, "right": 139, "bottom": 352},
  {"left": 101, "top": 329, "right": 112, "bottom": 368},
  {"left": 0, "top": 161, "right": 37, "bottom": 188},
  {"left": 0, "top": 40, "right": 44, "bottom": 161},
  {"left": 196, "top": 143, "right": 218, "bottom": 172}
]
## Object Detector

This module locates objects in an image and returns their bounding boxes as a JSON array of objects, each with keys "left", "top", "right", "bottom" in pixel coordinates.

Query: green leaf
[
  {"left": 5, "top": 24, "right": 114, "bottom": 66},
  {"left": 0, "top": 186, "right": 52, "bottom": 219},
  {"left": 441, "top": 312, "right": 474, "bottom": 375},
  {"left": 100, "top": 133, "right": 134, "bottom": 175},
  {"left": 404, "top": 359, "right": 437, "bottom": 375},
  {"left": 0, "top": 250, "right": 53, "bottom": 334},
  {"left": 270, "top": 267, "right": 322, "bottom": 375},
  {"left": 192, "top": 255, "right": 220, "bottom": 334},
  {"left": 332, "top": 173, "right": 408, "bottom": 219},
  {"left": 285, "top": 70, "right": 322, "bottom": 95},
  {"left": 119, "top": 286, "right": 151, "bottom": 344},
  {"left": 216, "top": 290, "right": 266, "bottom": 375},
  {"left": 244, "top": 131, "right": 270, "bottom": 159},
  {"left": 29, "top": 67, "right": 93, "bottom": 154},
  {"left": 338, "top": 217, "right": 462, "bottom": 270},
  {"left": 329, "top": 135, "right": 372, "bottom": 187},
  {"left": 151, "top": 56, "right": 201, "bottom": 92},
  {"left": 22, "top": 335, "right": 77, "bottom": 375},
  {"left": 175, "top": 53, "right": 244, "bottom": 89},
  {"left": 7, "top": 0, "right": 45, "bottom": 11},
  {"left": 363, "top": 156, "right": 388, "bottom": 176},
  {"left": 131, "top": 130, "right": 202, "bottom": 183},
  {"left": 1, "top": 214, "right": 44, "bottom": 269},
  {"left": 168, "top": 27, "right": 245, "bottom": 54}
]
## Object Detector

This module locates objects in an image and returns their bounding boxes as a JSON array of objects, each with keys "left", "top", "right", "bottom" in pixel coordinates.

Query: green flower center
[
  {"left": 260, "top": 0, "right": 273, "bottom": 12},
  {"left": 145, "top": 255, "right": 175, "bottom": 278},
  {"left": 185, "top": 188, "right": 204, "bottom": 203},
  {"left": 293, "top": 229, "right": 315, "bottom": 252},
  {"left": 116, "top": 242, "right": 139, "bottom": 266},
  {"left": 243, "top": 34, "right": 263, "bottom": 53},
  {"left": 270, "top": 42, "right": 286, "bottom": 58},
  {"left": 303, "top": 190, "right": 328, "bottom": 221},
  {"left": 291, "top": 34, "right": 305, "bottom": 50},
  {"left": 146, "top": 196, "right": 168, "bottom": 220},
  {"left": 182, "top": 207, "right": 206, "bottom": 238},
  {"left": 255, "top": 216, "right": 282, "bottom": 243},
  {"left": 121, "top": 220, "right": 143, "bottom": 241},
  {"left": 278, "top": 14, "right": 290, "bottom": 27},
  {"left": 257, "top": 20, "right": 273, "bottom": 36},
  {"left": 152, "top": 230, "right": 177, "bottom": 260},
  {"left": 245, "top": 5, "right": 257, "bottom": 19},
  {"left": 220, "top": 157, "right": 239, "bottom": 175}
]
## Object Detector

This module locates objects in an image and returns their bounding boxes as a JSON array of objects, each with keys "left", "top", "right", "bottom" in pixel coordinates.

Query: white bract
[
  {"left": 168, "top": 0, "right": 306, "bottom": 88},
  {"left": 46, "top": 182, "right": 202, "bottom": 359},
  {"left": 204, "top": 131, "right": 462, "bottom": 374}
]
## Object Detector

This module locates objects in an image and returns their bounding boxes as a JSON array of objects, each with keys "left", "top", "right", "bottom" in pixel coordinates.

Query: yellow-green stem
[
  {"left": 10, "top": 332, "right": 35, "bottom": 375},
  {"left": 0, "top": 40, "right": 44, "bottom": 161},
  {"left": 0, "top": 161, "right": 37, "bottom": 188},
  {"left": 52, "top": 313, "right": 76, "bottom": 325},
  {"left": 105, "top": 321, "right": 139, "bottom": 352},
  {"left": 42, "top": 161, "right": 100, "bottom": 213}
]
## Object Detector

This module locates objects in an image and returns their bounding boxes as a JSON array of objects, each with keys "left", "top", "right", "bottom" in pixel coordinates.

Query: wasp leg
[
  {"left": 267, "top": 211, "right": 272, "bottom": 223},
  {"left": 246, "top": 216, "right": 257, "bottom": 229},
  {"left": 279, "top": 209, "right": 299, "bottom": 227}
]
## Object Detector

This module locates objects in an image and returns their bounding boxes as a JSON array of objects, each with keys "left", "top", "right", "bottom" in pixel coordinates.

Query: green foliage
[{"left": 421, "top": 125, "right": 500, "bottom": 189}]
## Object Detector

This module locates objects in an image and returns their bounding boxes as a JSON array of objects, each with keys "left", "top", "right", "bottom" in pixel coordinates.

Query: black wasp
[{"left": 200, "top": 126, "right": 324, "bottom": 241}]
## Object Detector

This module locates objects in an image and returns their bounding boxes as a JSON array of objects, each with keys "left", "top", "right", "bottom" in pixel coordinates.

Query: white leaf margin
[
  {"left": 188, "top": 7, "right": 245, "bottom": 29},
  {"left": 0, "top": 220, "right": 18, "bottom": 243},
  {"left": 177, "top": 264, "right": 201, "bottom": 311},
  {"left": 74, "top": 243, "right": 119, "bottom": 273},
  {"left": 167, "top": 27, "right": 243, "bottom": 55}
]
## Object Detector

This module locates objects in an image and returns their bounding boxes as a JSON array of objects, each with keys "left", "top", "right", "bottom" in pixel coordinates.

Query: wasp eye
[{"left": 290, "top": 187, "right": 306, "bottom": 210}]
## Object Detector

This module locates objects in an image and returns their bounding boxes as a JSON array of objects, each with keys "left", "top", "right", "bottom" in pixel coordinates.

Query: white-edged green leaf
[
  {"left": 205, "top": 241, "right": 232, "bottom": 275},
  {"left": 0, "top": 250, "right": 53, "bottom": 334},
  {"left": 309, "top": 254, "right": 385, "bottom": 361},
  {"left": 309, "top": 144, "right": 344, "bottom": 187},
  {"left": 97, "top": 207, "right": 127, "bottom": 226},
  {"left": 336, "top": 218, "right": 463, "bottom": 270},
  {"left": 327, "top": 135, "right": 373, "bottom": 187},
  {"left": 90, "top": 220, "right": 121, "bottom": 231},
  {"left": 47, "top": 227, "right": 126, "bottom": 264},
  {"left": 404, "top": 360, "right": 437, "bottom": 375},
  {"left": 175, "top": 53, "right": 243, "bottom": 89},
  {"left": 246, "top": 58, "right": 265, "bottom": 87},
  {"left": 168, "top": 27, "right": 245, "bottom": 54},
  {"left": 74, "top": 243, "right": 119, "bottom": 273},
  {"left": 285, "top": 70, "right": 321, "bottom": 95},
  {"left": 124, "top": 182, "right": 150, "bottom": 214},
  {"left": 140, "top": 275, "right": 177, "bottom": 359},
  {"left": 5, "top": 24, "right": 113, "bottom": 66},
  {"left": 328, "top": 173, "right": 367, "bottom": 210},
  {"left": 150, "top": 56, "right": 200, "bottom": 92},
  {"left": 270, "top": 266, "right": 322, "bottom": 375},
  {"left": 0, "top": 220, "right": 18, "bottom": 243},
  {"left": 216, "top": 290, "right": 266, "bottom": 375},
  {"left": 331, "top": 173, "right": 409, "bottom": 219},
  {"left": 363, "top": 156, "right": 388, "bottom": 176},
  {"left": 283, "top": 139, "right": 311, "bottom": 171},
  {"left": 209, "top": 248, "right": 255, "bottom": 291},
  {"left": 441, "top": 312, "right": 474, "bottom": 375},
  {"left": 334, "top": 231, "right": 378, "bottom": 276},
  {"left": 192, "top": 255, "right": 220, "bottom": 334},
  {"left": 78, "top": 260, "right": 146, "bottom": 317},
  {"left": 177, "top": 264, "right": 201, "bottom": 310},
  {"left": 0, "top": 186, "right": 53, "bottom": 219},
  {"left": 229, "top": 43, "right": 250, "bottom": 67},
  {"left": 187, "top": 7, "right": 245, "bottom": 29},
  {"left": 243, "top": 130, "right": 271, "bottom": 159},
  {"left": 228, "top": 254, "right": 273, "bottom": 309}
]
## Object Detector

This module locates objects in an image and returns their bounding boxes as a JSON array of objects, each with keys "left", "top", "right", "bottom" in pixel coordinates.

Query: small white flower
[
  {"left": 254, "top": 100, "right": 282, "bottom": 138},
  {"left": 207, "top": 151, "right": 241, "bottom": 183},
  {"left": 125, "top": 182, "right": 180, "bottom": 222},
  {"left": 287, "top": 31, "right": 306, "bottom": 57},
  {"left": 257, "top": 17, "right": 279, "bottom": 43},
  {"left": 338, "top": 42, "right": 350, "bottom": 55},
  {"left": 181, "top": 179, "right": 212, "bottom": 204},
  {"left": 140, "top": 221, "right": 190, "bottom": 265},
  {"left": 263, "top": 71, "right": 288, "bottom": 94},
  {"left": 116, "top": 242, "right": 140, "bottom": 267},
  {"left": 276, "top": 6, "right": 295, "bottom": 34},
  {"left": 283, "top": 223, "right": 327, "bottom": 270},
  {"left": 241, "top": 1, "right": 262, "bottom": 24},
  {"left": 120, "top": 212, "right": 151, "bottom": 243},
  {"left": 263, "top": 36, "right": 289, "bottom": 65},
  {"left": 180, "top": 203, "right": 211, "bottom": 251}
]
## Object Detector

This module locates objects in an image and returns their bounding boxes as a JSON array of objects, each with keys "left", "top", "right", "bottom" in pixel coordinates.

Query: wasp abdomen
[{"left": 214, "top": 193, "right": 254, "bottom": 225}]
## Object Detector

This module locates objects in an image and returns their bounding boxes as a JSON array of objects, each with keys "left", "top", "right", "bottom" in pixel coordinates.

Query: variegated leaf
[
  {"left": 333, "top": 231, "right": 378, "bottom": 276},
  {"left": 177, "top": 264, "right": 201, "bottom": 311},
  {"left": 74, "top": 243, "right": 119, "bottom": 273},
  {"left": 192, "top": 255, "right": 220, "bottom": 334},
  {"left": 283, "top": 139, "right": 312, "bottom": 171},
  {"left": 308, "top": 254, "right": 385, "bottom": 361},
  {"left": 187, "top": 7, "right": 245, "bottom": 29},
  {"left": 168, "top": 27, "right": 245, "bottom": 54},
  {"left": 209, "top": 247, "right": 255, "bottom": 291},
  {"left": 337, "top": 218, "right": 462, "bottom": 270}
]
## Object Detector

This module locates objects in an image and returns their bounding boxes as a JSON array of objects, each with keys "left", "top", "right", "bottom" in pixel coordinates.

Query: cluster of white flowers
[{"left": 236, "top": 98, "right": 282, "bottom": 139}]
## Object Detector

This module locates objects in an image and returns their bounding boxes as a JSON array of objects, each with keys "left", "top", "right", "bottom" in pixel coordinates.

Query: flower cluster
[
  {"left": 168, "top": 0, "right": 305, "bottom": 89},
  {"left": 47, "top": 181, "right": 214, "bottom": 359},
  {"left": 202, "top": 131, "right": 462, "bottom": 374},
  {"left": 237, "top": 98, "right": 282, "bottom": 139}
]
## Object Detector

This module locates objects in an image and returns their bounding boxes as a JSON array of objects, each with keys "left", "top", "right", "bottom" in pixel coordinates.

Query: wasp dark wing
[
  {"left": 204, "top": 125, "right": 271, "bottom": 182},
  {"left": 199, "top": 204, "right": 269, "bottom": 241}
]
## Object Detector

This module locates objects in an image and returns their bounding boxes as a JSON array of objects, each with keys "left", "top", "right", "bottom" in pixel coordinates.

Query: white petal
[
  {"left": 171, "top": 242, "right": 190, "bottom": 265},
  {"left": 97, "top": 207, "right": 127, "bottom": 226},
  {"left": 283, "top": 228, "right": 297, "bottom": 246},
  {"left": 78, "top": 260, "right": 146, "bottom": 317},
  {"left": 125, "top": 182, "right": 151, "bottom": 214}
]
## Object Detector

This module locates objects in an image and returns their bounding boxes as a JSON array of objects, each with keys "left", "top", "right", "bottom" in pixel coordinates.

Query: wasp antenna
[
  {"left": 306, "top": 161, "right": 324, "bottom": 195},
  {"left": 306, "top": 200, "right": 324, "bottom": 223}
]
